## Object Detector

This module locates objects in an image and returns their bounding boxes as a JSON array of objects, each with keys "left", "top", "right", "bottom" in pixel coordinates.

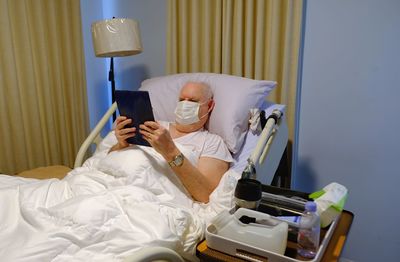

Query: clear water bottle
[{"left": 297, "top": 201, "right": 320, "bottom": 258}]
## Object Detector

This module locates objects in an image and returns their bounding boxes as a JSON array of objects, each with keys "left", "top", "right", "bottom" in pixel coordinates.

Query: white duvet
[{"left": 0, "top": 140, "right": 239, "bottom": 262}]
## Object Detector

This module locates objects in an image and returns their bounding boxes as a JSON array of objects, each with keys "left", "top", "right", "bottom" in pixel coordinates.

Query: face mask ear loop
[{"left": 199, "top": 101, "right": 213, "bottom": 120}]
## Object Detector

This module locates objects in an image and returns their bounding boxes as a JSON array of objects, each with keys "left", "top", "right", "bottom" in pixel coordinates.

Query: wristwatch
[{"left": 168, "top": 152, "right": 184, "bottom": 167}]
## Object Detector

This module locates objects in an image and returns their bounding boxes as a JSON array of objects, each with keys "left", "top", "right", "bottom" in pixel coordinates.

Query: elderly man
[{"left": 110, "top": 82, "right": 233, "bottom": 203}]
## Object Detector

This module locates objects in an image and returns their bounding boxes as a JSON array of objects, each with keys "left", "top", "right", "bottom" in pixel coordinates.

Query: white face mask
[{"left": 174, "top": 100, "right": 209, "bottom": 125}]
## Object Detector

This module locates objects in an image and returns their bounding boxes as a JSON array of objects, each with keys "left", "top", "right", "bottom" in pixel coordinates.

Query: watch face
[
  {"left": 169, "top": 153, "right": 184, "bottom": 167},
  {"left": 174, "top": 153, "right": 184, "bottom": 166}
]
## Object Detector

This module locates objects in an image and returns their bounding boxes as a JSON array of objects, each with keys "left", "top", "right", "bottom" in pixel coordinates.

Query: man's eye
[{"left": 179, "top": 98, "right": 198, "bottom": 102}]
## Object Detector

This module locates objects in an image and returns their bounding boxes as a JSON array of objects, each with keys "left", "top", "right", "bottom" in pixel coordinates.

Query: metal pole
[{"left": 108, "top": 57, "right": 116, "bottom": 121}]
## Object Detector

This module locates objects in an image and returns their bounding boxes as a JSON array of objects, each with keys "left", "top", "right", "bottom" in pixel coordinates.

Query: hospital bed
[
  {"left": 4, "top": 73, "right": 288, "bottom": 262},
  {"left": 78, "top": 73, "right": 288, "bottom": 261}
]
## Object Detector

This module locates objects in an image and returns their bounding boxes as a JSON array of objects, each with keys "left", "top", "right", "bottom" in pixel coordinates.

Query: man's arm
[
  {"left": 140, "top": 121, "right": 229, "bottom": 203},
  {"left": 168, "top": 149, "right": 229, "bottom": 203}
]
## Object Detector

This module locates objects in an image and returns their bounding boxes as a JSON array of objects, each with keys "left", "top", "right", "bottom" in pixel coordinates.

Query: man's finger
[
  {"left": 139, "top": 124, "right": 154, "bottom": 133},
  {"left": 122, "top": 133, "right": 135, "bottom": 140},
  {"left": 144, "top": 121, "right": 159, "bottom": 129},
  {"left": 121, "top": 127, "right": 136, "bottom": 134},
  {"left": 139, "top": 129, "right": 152, "bottom": 137}
]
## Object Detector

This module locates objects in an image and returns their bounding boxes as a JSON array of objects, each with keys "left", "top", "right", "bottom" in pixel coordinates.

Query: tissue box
[{"left": 310, "top": 182, "right": 348, "bottom": 227}]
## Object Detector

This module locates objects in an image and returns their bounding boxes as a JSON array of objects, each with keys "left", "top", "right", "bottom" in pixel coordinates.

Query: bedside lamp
[{"left": 91, "top": 18, "right": 143, "bottom": 120}]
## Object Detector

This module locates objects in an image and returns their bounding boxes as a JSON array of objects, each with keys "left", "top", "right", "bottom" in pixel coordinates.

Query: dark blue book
[{"left": 115, "top": 90, "right": 155, "bottom": 147}]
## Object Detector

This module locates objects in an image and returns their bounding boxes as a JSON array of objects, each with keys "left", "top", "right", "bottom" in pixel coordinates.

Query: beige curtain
[
  {"left": 0, "top": 0, "right": 89, "bottom": 174},
  {"left": 167, "top": 0, "right": 303, "bottom": 147}
]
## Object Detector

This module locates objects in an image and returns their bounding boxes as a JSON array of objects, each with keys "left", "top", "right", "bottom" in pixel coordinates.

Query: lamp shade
[{"left": 91, "top": 18, "right": 143, "bottom": 57}]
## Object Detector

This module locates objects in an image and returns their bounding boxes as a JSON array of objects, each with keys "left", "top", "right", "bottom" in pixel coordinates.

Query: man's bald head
[{"left": 179, "top": 82, "right": 213, "bottom": 102}]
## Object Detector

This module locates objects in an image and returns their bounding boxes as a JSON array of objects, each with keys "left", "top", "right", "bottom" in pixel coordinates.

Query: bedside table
[{"left": 196, "top": 210, "right": 353, "bottom": 262}]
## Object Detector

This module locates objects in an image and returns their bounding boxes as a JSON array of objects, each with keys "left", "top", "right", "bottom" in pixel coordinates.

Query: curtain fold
[
  {"left": 167, "top": 0, "right": 303, "bottom": 147},
  {"left": 0, "top": 0, "right": 88, "bottom": 174}
]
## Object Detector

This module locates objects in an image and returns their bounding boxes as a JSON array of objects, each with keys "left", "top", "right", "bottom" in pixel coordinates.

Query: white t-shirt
[{"left": 159, "top": 121, "right": 233, "bottom": 166}]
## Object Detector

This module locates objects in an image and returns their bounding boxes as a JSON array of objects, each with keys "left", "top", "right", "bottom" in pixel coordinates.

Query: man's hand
[
  {"left": 110, "top": 116, "right": 136, "bottom": 152},
  {"left": 139, "top": 121, "right": 179, "bottom": 160}
]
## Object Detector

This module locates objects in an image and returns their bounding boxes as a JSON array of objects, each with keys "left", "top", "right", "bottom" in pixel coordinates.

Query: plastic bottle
[{"left": 297, "top": 201, "right": 320, "bottom": 258}]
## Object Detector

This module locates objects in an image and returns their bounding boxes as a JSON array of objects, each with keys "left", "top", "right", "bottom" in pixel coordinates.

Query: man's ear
[{"left": 208, "top": 99, "right": 215, "bottom": 112}]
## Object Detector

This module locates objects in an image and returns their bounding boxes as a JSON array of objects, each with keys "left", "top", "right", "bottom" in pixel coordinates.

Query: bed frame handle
[
  {"left": 242, "top": 109, "right": 283, "bottom": 180},
  {"left": 74, "top": 102, "right": 117, "bottom": 168}
]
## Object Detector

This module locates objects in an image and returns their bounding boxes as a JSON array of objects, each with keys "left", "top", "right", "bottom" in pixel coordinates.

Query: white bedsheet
[{"left": 0, "top": 143, "right": 239, "bottom": 262}]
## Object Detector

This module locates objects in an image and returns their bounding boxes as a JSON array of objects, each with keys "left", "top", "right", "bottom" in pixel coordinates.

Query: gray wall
[
  {"left": 295, "top": 0, "right": 400, "bottom": 261},
  {"left": 80, "top": 0, "right": 166, "bottom": 134}
]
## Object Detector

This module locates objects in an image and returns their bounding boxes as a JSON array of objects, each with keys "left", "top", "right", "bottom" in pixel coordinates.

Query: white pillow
[{"left": 139, "top": 73, "right": 276, "bottom": 153}]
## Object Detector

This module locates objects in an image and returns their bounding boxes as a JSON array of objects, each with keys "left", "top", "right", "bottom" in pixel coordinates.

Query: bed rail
[
  {"left": 242, "top": 109, "right": 288, "bottom": 185},
  {"left": 74, "top": 102, "right": 117, "bottom": 168}
]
